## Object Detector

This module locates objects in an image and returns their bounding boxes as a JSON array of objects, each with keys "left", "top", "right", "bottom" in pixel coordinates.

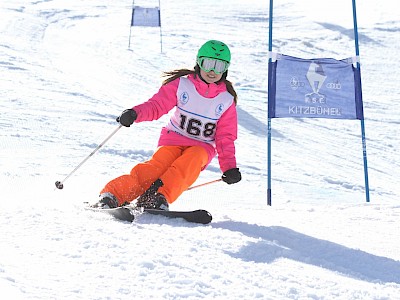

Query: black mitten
[
  {"left": 222, "top": 168, "right": 242, "bottom": 184},
  {"left": 116, "top": 109, "right": 137, "bottom": 127}
]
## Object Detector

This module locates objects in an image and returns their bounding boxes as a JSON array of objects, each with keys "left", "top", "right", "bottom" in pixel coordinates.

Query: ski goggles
[{"left": 197, "top": 57, "right": 230, "bottom": 74}]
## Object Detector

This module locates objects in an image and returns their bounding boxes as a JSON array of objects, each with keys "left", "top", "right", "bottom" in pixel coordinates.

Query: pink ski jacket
[{"left": 132, "top": 73, "right": 238, "bottom": 172}]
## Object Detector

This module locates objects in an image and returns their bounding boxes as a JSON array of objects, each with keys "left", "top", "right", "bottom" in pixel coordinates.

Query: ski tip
[
  {"left": 85, "top": 205, "right": 135, "bottom": 222},
  {"left": 197, "top": 209, "right": 212, "bottom": 224}
]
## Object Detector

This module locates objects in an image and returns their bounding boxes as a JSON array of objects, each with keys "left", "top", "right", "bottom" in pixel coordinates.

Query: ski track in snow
[{"left": 1, "top": 0, "right": 400, "bottom": 299}]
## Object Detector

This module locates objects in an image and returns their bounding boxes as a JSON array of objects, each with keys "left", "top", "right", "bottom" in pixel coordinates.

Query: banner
[
  {"left": 268, "top": 54, "right": 364, "bottom": 120},
  {"left": 131, "top": 7, "right": 161, "bottom": 27}
]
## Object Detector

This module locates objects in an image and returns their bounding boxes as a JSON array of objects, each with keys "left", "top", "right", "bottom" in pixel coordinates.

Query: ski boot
[
  {"left": 137, "top": 179, "right": 169, "bottom": 210},
  {"left": 92, "top": 192, "right": 119, "bottom": 209}
]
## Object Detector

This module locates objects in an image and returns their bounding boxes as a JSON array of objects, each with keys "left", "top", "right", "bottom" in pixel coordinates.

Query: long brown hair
[{"left": 161, "top": 65, "right": 238, "bottom": 104}]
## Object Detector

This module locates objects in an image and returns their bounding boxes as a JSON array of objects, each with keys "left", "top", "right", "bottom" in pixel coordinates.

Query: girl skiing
[{"left": 95, "top": 40, "right": 241, "bottom": 210}]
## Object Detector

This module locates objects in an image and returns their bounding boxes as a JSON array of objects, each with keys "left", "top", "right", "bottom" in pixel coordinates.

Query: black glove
[
  {"left": 116, "top": 109, "right": 137, "bottom": 127},
  {"left": 222, "top": 168, "right": 241, "bottom": 184}
]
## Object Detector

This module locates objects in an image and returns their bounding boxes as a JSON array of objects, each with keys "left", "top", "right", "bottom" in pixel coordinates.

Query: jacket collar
[{"left": 187, "top": 73, "right": 227, "bottom": 98}]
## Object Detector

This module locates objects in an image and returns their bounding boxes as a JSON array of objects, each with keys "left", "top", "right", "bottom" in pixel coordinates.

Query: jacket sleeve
[
  {"left": 132, "top": 79, "right": 180, "bottom": 122},
  {"left": 215, "top": 103, "right": 238, "bottom": 172}
]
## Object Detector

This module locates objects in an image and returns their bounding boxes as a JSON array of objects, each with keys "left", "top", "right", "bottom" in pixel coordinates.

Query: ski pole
[
  {"left": 187, "top": 179, "right": 222, "bottom": 191},
  {"left": 55, "top": 125, "right": 123, "bottom": 189}
]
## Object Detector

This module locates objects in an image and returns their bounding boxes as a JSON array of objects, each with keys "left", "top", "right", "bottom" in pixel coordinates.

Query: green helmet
[{"left": 197, "top": 40, "right": 231, "bottom": 63}]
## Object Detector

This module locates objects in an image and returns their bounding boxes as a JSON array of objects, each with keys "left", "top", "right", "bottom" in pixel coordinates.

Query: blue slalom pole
[
  {"left": 267, "top": 0, "right": 273, "bottom": 206},
  {"left": 352, "top": 0, "right": 370, "bottom": 202}
]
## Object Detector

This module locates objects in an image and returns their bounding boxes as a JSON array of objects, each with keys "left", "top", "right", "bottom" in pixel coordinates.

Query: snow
[{"left": 1, "top": 0, "right": 399, "bottom": 299}]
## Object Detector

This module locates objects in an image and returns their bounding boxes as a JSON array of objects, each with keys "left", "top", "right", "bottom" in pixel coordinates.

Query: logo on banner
[
  {"left": 287, "top": 62, "right": 344, "bottom": 117},
  {"left": 290, "top": 76, "right": 305, "bottom": 90},
  {"left": 305, "top": 62, "right": 326, "bottom": 104}
]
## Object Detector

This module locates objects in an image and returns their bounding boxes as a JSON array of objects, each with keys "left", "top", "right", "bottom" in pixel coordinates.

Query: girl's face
[{"left": 200, "top": 69, "right": 223, "bottom": 84}]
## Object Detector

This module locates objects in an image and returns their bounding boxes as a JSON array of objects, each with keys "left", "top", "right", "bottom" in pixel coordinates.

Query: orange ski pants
[{"left": 100, "top": 145, "right": 209, "bottom": 206}]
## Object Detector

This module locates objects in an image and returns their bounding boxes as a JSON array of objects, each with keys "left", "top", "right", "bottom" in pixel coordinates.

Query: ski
[
  {"left": 144, "top": 208, "right": 212, "bottom": 224},
  {"left": 86, "top": 205, "right": 212, "bottom": 224}
]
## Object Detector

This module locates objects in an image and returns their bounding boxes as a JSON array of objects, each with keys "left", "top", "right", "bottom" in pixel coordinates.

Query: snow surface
[{"left": 1, "top": 0, "right": 400, "bottom": 299}]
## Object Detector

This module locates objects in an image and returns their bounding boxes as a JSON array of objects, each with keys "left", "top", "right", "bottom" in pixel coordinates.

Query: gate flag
[
  {"left": 267, "top": 0, "right": 369, "bottom": 206},
  {"left": 268, "top": 53, "right": 364, "bottom": 120},
  {"left": 128, "top": 0, "right": 163, "bottom": 51}
]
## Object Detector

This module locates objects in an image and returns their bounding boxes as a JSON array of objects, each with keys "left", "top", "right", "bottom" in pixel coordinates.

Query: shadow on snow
[{"left": 212, "top": 221, "right": 400, "bottom": 284}]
